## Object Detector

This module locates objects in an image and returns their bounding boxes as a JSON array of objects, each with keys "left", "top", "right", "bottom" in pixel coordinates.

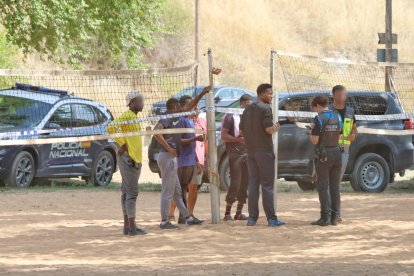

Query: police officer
[
  {"left": 329, "top": 85, "right": 357, "bottom": 222},
  {"left": 309, "top": 95, "right": 342, "bottom": 226}
]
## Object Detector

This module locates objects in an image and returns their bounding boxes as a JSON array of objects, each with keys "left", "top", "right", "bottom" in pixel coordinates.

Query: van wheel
[
  {"left": 297, "top": 180, "right": 316, "bottom": 191},
  {"left": 86, "top": 151, "right": 114, "bottom": 186},
  {"left": 7, "top": 151, "right": 35, "bottom": 188},
  {"left": 219, "top": 155, "right": 230, "bottom": 191},
  {"left": 351, "top": 153, "right": 390, "bottom": 193}
]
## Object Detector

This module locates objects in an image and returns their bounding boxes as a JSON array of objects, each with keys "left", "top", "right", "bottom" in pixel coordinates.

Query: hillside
[{"left": 149, "top": 0, "right": 414, "bottom": 91}]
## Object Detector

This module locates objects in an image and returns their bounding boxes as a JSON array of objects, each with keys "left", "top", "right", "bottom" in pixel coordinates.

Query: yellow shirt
[{"left": 106, "top": 110, "right": 142, "bottom": 163}]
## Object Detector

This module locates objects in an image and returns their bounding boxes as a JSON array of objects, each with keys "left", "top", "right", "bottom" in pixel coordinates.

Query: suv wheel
[
  {"left": 351, "top": 153, "right": 390, "bottom": 193},
  {"left": 297, "top": 180, "right": 316, "bottom": 191},
  {"left": 219, "top": 155, "right": 230, "bottom": 191},
  {"left": 8, "top": 151, "right": 35, "bottom": 188},
  {"left": 87, "top": 151, "right": 114, "bottom": 186}
]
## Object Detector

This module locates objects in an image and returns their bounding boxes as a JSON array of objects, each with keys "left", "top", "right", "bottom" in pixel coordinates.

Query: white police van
[{"left": 0, "top": 84, "right": 117, "bottom": 188}]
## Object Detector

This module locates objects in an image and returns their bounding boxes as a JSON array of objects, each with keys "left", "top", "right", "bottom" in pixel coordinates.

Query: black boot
[
  {"left": 311, "top": 213, "right": 331, "bottom": 226},
  {"left": 128, "top": 217, "right": 148, "bottom": 236},
  {"left": 123, "top": 215, "right": 129, "bottom": 235},
  {"left": 331, "top": 213, "right": 339, "bottom": 226}
]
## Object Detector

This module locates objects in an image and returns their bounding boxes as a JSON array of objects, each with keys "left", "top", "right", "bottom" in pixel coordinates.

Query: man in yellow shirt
[{"left": 107, "top": 91, "right": 146, "bottom": 236}]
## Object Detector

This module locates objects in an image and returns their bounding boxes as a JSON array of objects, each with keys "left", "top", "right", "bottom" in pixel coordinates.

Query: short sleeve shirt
[
  {"left": 158, "top": 117, "right": 185, "bottom": 156},
  {"left": 222, "top": 113, "right": 246, "bottom": 157},
  {"left": 240, "top": 102, "right": 274, "bottom": 154},
  {"left": 106, "top": 110, "right": 142, "bottom": 163}
]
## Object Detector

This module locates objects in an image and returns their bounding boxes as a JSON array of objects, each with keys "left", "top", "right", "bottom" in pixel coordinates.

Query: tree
[{"left": 0, "top": 0, "right": 166, "bottom": 69}]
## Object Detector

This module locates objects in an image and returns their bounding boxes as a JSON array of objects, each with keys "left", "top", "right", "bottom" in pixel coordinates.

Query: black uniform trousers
[{"left": 315, "top": 149, "right": 342, "bottom": 215}]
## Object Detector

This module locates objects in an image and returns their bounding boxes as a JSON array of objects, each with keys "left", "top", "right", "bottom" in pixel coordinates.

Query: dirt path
[{"left": 0, "top": 188, "right": 413, "bottom": 275}]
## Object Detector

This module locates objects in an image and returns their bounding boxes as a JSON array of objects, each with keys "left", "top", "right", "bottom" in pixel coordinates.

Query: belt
[{"left": 324, "top": 146, "right": 340, "bottom": 152}]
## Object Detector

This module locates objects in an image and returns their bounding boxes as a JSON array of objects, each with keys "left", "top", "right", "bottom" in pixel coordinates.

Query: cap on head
[{"left": 126, "top": 91, "right": 142, "bottom": 106}]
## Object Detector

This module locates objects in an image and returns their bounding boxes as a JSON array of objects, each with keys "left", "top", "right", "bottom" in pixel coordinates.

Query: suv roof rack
[{"left": 14, "top": 83, "right": 69, "bottom": 96}]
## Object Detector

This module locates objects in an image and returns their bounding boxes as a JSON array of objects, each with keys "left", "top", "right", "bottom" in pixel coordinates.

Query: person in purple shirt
[{"left": 169, "top": 95, "right": 204, "bottom": 224}]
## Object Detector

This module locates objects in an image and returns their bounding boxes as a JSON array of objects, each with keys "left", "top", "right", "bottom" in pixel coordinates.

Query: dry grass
[{"left": 165, "top": 0, "right": 414, "bottom": 91}]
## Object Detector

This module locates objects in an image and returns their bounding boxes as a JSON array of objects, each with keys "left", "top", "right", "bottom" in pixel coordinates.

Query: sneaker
[
  {"left": 129, "top": 227, "right": 148, "bottom": 236},
  {"left": 160, "top": 221, "right": 179, "bottom": 230},
  {"left": 168, "top": 215, "right": 175, "bottom": 222},
  {"left": 186, "top": 216, "right": 203, "bottom": 225},
  {"left": 268, "top": 218, "right": 286, "bottom": 227},
  {"left": 223, "top": 215, "right": 234, "bottom": 221},
  {"left": 247, "top": 217, "right": 257, "bottom": 226},
  {"left": 191, "top": 215, "right": 204, "bottom": 223},
  {"left": 234, "top": 213, "right": 248, "bottom": 220}
]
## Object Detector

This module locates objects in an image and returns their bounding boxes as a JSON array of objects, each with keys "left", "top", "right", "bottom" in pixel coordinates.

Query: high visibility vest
[{"left": 329, "top": 104, "right": 355, "bottom": 146}]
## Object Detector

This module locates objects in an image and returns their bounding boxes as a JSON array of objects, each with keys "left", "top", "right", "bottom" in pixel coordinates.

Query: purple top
[{"left": 177, "top": 117, "right": 196, "bottom": 168}]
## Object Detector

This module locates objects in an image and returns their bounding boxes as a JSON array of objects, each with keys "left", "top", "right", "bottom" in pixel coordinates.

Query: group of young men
[{"left": 108, "top": 78, "right": 357, "bottom": 236}]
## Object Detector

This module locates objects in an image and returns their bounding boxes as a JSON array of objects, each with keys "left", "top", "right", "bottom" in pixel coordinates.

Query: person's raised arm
[
  {"left": 181, "top": 67, "right": 222, "bottom": 112},
  {"left": 181, "top": 85, "right": 211, "bottom": 112}
]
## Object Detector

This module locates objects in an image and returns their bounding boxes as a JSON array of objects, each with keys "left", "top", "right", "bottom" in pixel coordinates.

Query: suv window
[
  {"left": 351, "top": 95, "right": 388, "bottom": 115},
  {"left": 216, "top": 88, "right": 233, "bottom": 99},
  {"left": 72, "top": 104, "right": 98, "bottom": 127},
  {"left": 233, "top": 89, "right": 248, "bottom": 99},
  {"left": 92, "top": 106, "right": 107, "bottom": 124},
  {"left": 281, "top": 96, "right": 313, "bottom": 123},
  {"left": 48, "top": 104, "right": 73, "bottom": 128}
]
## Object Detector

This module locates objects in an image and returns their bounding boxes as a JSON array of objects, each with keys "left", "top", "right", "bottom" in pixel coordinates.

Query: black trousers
[
  {"left": 247, "top": 152, "right": 276, "bottom": 221},
  {"left": 315, "top": 149, "right": 342, "bottom": 215},
  {"left": 225, "top": 153, "right": 248, "bottom": 205}
]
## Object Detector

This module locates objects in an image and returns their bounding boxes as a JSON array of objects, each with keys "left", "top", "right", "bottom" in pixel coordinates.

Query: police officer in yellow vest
[{"left": 329, "top": 85, "right": 357, "bottom": 222}]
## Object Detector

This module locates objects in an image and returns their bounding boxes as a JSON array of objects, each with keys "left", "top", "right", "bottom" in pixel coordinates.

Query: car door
[
  {"left": 278, "top": 95, "right": 314, "bottom": 174},
  {"left": 37, "top": 103, "right": 82, "bottom": 176}
]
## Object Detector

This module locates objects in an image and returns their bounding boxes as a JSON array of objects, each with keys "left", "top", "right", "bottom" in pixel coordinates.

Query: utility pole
[
  {"left": 195, "top": 0, "right": 200, "bottom": 86},
  {"left": 385, "top": 0, "right": 393, "bottom": 91},
  {"left": 206, "top": 49, "right": 220, "bottom": 224},
  {"left": 378, "top": 0, "right": 397, "bottom": 91},
  {"left": 270, "top": 50, "right": 278, "bottom": 211}
]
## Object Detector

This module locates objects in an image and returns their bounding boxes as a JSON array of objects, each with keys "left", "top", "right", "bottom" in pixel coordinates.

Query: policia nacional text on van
[{"left": 309, "top": 94, "right": 343, "bottom": 227}]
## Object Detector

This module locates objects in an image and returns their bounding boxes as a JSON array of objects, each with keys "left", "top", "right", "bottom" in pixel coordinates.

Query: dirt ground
[{"left": 0, "top": 186, "right": 413, "bottom": 276}]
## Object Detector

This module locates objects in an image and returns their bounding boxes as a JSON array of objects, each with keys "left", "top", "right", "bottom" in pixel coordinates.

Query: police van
[{"left": 0, "top": 84, "right": 117, "bottom": 188}]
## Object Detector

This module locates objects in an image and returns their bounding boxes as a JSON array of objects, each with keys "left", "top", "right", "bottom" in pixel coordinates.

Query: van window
[{"left": 351, "top": 95, "right": 388, "bottom": 115}]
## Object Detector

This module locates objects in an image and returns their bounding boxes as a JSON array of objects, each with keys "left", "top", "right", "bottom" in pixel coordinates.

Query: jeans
[
  {"left": 158, "top": 152, "right": 190, "bottom": 221},
  {"left": 226, "top": 153, "right": 248, "bottom": 204},
  {"left": 117, "top": 154, "right": 141, "bottom": 219},
  {"left": 315, "top": 149, "right": 342, "bottom": 215},
  {"left": 340, "top": 151, "right": 350, "bottom": 180},
  {"left": 247, "top": 152, "right": 276, "bottom": 221}
]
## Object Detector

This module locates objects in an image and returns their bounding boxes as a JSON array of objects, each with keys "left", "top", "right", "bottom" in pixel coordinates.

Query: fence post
[
  {"left": 270, "top": 49, "right": 279, "bottom": 212},
  {"left": 206, "top": 48, "right": 220, "bottom": 224}
]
